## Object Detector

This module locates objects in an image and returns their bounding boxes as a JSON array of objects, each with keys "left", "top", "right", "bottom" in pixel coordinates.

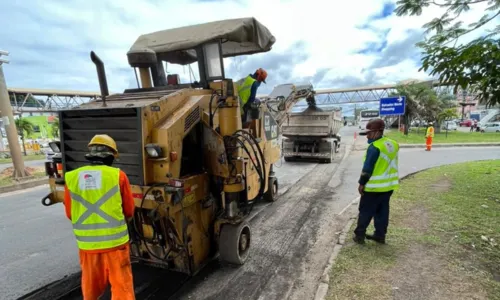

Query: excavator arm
[{"left": 260, "top": 83, "right": 317, "bottom": 126}]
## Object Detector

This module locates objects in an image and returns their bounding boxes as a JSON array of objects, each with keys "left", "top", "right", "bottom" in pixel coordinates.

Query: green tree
[
  {"left": 391, "top": 83, "right": 434, "bottom": 135},
  {"left": 438, "top": 108, "right": 460, "bottom": 137},
  {"left": 391, "top": 83, "right": 455, "bottom": 134},
  {"left": 15, "top": 118, "right": 34, "bottom": 156},
  {"left": 395, "top": 0, "right": 500, "bottom": 107},
  {"left": 51, "top": 118, "right": 60, "bottom": 138},
  {"left": 9, "top": 94, "right": 46, "bottom": 108}
]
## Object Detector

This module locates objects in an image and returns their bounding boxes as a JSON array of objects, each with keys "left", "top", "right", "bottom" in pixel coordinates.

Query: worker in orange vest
[
  {"left": 64, "top": 134, "right": 136, "bottom": 299},
  {"left": 425, "top": 122, "right": 434, "bottom": 151}
]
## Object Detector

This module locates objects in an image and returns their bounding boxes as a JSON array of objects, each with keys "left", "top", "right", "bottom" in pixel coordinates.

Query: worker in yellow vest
[
  {"left": 63, "top": 134, "right": 136, "bottom": 299},
  {"left": 426, "top": 122, "right": 434, "bottom": 151},
  {"left": 354, "top": 119, "right": 399, "bottom": 244},
  {"left": 237, "top": 68, "right": 268, "bottom": 125}
]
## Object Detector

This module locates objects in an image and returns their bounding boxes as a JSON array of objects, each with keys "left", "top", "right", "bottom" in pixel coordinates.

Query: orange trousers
[
  {"left": 426, "top": 137, "right": 433, "bottom": 151},
  {"left": 79, "top": 243, "right": 135, "bottom": 300}
]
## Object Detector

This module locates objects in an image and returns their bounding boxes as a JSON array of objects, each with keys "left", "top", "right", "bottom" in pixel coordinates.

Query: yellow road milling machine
[{"left": 41, "top": 17, "right": 281, "bottom": 279}]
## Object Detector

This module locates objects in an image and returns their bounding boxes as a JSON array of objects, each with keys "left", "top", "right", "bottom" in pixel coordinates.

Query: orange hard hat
[{"left": 255, "top": 68, "right": 267, "bottom": 83}]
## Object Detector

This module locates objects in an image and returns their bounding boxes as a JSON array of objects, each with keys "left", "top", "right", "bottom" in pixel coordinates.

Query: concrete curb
[
  {"left": 0, "top": 178, "right": 47, "bottom": 194},
  {"left": 400, "top": 143, "right": 500, "bottom": 148},
  {"left": 314, "top": 196, "right": 359, "bottom": 300}
]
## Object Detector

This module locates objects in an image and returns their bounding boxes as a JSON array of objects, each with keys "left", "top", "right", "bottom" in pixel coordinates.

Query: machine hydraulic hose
[
  {"left": 132, "top": 183, "right": 187, "bottom": 264},
  {"left": 227, "top": 130, "right": 267, "bottom": 203},
  {"left": 236, "top": 131, "right": 266, "bottom": 199}
]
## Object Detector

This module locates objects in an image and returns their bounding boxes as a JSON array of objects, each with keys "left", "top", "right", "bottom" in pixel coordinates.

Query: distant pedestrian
[
  {"left": 425, "top": 122, "right": 434, "bottom": 151},
  {"left": 353, "top": 119, "right": 399, "bottom": 244}
]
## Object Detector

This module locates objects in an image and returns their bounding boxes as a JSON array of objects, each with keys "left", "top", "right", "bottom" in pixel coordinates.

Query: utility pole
[{"left": 0, "top": 50, "right": 28, "bottom": 178}]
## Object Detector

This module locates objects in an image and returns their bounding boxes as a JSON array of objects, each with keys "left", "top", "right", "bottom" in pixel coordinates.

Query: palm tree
[{"left": 15, "top": 117, "right": 34, "bottom": 156}]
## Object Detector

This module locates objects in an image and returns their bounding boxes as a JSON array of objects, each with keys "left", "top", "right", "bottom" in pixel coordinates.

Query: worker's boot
[
  {"left": 352, "top": 235, "right": 365, "bottom": 244},
  {"left": 365, "top": 234, "right": 386, "bottom": 244}
]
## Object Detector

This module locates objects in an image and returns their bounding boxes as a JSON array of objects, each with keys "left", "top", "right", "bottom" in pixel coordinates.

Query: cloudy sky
[{"left": 1, "top": 0, "right": 497, "bottom": 97}]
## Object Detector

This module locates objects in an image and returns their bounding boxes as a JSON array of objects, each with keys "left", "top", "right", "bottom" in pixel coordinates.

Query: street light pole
[{"left": 0, "top": 50, "right": 28, "bottom": 178}]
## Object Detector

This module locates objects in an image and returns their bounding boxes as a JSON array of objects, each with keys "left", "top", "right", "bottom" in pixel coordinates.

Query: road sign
[{"left": 379, "top": 96, "right": 406, "bottom": 116}]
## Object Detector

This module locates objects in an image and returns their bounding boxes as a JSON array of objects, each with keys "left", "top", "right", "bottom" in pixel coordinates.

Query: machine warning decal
[{"left": 264, "top": 112, "right": 279, "bottom": 140}]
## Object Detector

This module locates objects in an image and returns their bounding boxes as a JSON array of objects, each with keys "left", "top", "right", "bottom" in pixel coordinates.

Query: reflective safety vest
[
  {"left": 426, "top": 126, "right": 434, "bottom": 138},
  {"left": 237, "top": 75, "right": 257, "bottom": 114},
  {"left": 65, "top": 165, "right": 129, "bottom": 250},
  {"left": 364, "top": 137, "right": 400, "bottom": 192}
]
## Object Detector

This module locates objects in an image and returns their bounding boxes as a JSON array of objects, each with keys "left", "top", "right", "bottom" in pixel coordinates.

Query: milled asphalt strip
[{"left": 249, "top": 139, "right": 356, "bottom": 226}]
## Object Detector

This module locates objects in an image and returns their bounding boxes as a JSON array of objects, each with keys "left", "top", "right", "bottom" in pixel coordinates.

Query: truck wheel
[
  {"left": 284, "top": 157, "right": 292, "bottom": 162},
  {"left": 264, "top": 177, "right": 278, "bottom": 202},
  {"left": 219, "top": 222, "right": 251, "bottom": 265}
]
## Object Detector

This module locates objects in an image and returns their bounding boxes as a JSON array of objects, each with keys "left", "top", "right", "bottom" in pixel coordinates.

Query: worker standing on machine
[
  {"left": 237, "top": 68, "right": 267, "bottom": 125},
  {"left": 425, "top": 122, "right": 434, "bottom": 151},
  {"left": 63, "top": 134, "right": 136, "bottom": 300},
  {"left": 354, "top": 119, "right": 399, "bottom": 244}
]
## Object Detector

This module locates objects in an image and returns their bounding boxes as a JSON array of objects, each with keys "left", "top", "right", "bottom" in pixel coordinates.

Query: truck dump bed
[{"left": 282, "top": 107, "right": 342, "bottom": 138}]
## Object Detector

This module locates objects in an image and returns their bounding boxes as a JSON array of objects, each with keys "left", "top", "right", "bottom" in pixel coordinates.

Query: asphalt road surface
[{"left": 1, "top": 127, "right": 499, "bottom": 300}]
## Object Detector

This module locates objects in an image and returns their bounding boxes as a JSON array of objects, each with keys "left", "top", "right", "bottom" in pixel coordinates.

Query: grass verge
[
  {"left": 328, "top": 160, "right": 500, "bottom": 300},
  {"left": 384, "top": 130, "right": 500, "bottom": 144},
  {"left": 0, "top": 168, "right": 47, "bottom": 187},
  {"left": 0, "top": 154, "right": 46, "bottom": 164}
]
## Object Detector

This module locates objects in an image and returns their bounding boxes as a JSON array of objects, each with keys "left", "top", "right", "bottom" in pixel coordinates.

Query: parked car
[
  {"left": 459, "top": 119, "right": 473, "bottom": 127},
  {"left": 480, "top": 122, "right": 500, "bottom": 133},
  {"left": 41, "top": 147, "right": 55, "bottom": 161},
  {"left": 442, "top": 121, "right": 458, "bottom": 131}
]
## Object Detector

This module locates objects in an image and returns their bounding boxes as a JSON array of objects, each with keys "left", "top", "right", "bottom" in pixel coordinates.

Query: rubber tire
[
  {"left": 284, "top": 157, "right": 292, "bottom": 162},
  {"left": 219, "top": 222, "right": 251, "bottom": 265},
  {"left": 264, "top": 177, "right": 278, "bottom": 202}
]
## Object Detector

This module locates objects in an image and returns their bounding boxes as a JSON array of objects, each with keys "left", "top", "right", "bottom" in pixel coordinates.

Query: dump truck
[
  {"left": 282, "top": 107, "right": 342, "bottom": 163},
  {"left": 262, "top": 83, "right": 342, "bottom": 163},
  {"left": 29, "top": 17, "right": 283, "bottom": 299}
]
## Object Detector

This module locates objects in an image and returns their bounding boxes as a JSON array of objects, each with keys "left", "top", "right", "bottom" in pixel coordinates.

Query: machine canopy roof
[{"left": 127, "top": 17, "right": 276, "bottom": 65}]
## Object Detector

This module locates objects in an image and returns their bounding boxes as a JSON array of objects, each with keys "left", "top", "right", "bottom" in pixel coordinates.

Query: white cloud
[{"left": 0, "top": 0, "right": 498, "bottom": 96}]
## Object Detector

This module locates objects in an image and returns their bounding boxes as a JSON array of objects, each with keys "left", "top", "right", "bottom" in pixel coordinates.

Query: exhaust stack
[{"left": 90, "top": 51, "right": 109, "bottom": 107}]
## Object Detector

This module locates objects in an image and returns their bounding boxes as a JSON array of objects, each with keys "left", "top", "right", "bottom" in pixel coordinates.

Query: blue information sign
[{"left": 379, "top": 96, "right": 406, "bottom": 116}]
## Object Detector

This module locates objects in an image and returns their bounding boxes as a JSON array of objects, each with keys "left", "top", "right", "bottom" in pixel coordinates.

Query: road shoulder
[{"left": 325, "top": 160, "right": 500, "bottom": 300}]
